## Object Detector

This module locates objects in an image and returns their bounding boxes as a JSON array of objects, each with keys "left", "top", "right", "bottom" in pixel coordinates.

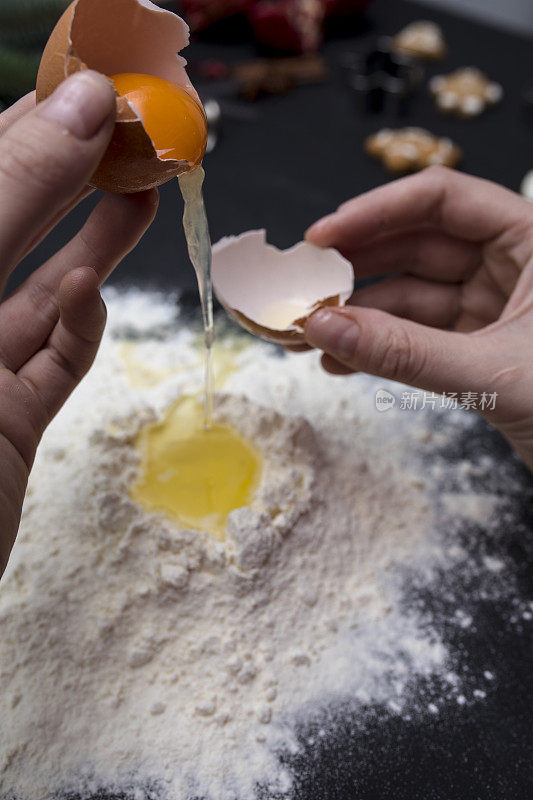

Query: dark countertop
[{"left": 7, "top": 1, "right": 533, "bottom": 798}]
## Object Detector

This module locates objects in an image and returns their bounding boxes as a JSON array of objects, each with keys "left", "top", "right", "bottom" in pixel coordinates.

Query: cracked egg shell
[
  {"left": 212, "top": 230, "right": 354, "bottom": 345},
  {"left": 36, "top": 0, "right": 207, "bottom": 193}
]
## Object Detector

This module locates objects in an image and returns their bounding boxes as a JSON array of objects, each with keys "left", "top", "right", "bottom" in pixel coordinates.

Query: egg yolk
[
  {"left": 110, "top": 73, "right": 207, "bottom": 166},
  {"left": 131, "top": 397, "right": 262, "bottom": 540}
]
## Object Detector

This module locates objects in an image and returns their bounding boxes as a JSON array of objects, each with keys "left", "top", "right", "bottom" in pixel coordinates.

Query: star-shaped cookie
[
  {"left": 366, "top": 128, "right": 462, "bottom": 173},
  {"left": 429, "top": 67, "right": 503, "bottom": 118}
]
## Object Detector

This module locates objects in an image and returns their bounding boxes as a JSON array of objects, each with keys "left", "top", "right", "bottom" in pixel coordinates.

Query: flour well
[{"left": 0, "top": 289, "right": 530, "bottom": 800}]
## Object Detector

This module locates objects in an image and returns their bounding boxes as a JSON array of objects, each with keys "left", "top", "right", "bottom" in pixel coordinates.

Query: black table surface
[{"left": 8, "top": 1, "right": 533, "bottom": 798}]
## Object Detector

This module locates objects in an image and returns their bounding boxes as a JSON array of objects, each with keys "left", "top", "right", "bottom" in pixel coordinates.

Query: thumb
[
  {"left": 0, "top": 70, "right": 115, "bottom": 287},
  {"left": 304, "top": 306, "right": 493, "bottom": 396}
]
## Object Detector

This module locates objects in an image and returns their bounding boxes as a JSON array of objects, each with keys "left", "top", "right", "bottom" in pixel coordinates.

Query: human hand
[
  {"left": 0, "top": 72, "right": 158, "bottom": 575},
  {"left": 304, "top": 166, "right": 533, "bottom": 471}
]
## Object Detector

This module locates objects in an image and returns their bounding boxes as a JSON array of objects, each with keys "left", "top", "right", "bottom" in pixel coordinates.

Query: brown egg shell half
[
  {"left": 211, "top": 230, "right": 355, "bottom": 346},
  {"left": 36, "top": 0, "right": 205, "bottom": 193}
]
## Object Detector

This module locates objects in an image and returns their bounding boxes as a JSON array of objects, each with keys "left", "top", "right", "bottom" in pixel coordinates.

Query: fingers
[
  {"left": 306, "top": 167, "right": 532, "bottom": 254},
  {"left": 0, "top": 92, "right": 36, "bottom": 137},
  {"left": 0, "top": 367, "right": 47, "bottom": 471},
  {"left": 35, "top": 189, "right": 159, "bottom": 285},
  {"left": 0, "top": 189, "right": 158, "bottom": 372},
  {"left": 18, "top": 267, "right": 106, "bottom": 423},
  {"left": 0, "top": 436, "right": 28, "bottom": 575},
  {"left": 0, "top": 94, "right": 98, "bottom": 264},
  {"left": 352, "top": 276, "right": 461, "bottom": 328},
  {"left": 0, "top": 96, "right": 99, "bottom": 264},
  {"left": 19, "top": 187, "right": 95, "bottom": 263},
  {"left": 453, "top": 267, "right": 508, "bottom": 332},
  {"left": 285, "top": 343, "right": 313, "bottom": 352},
  {"left": 304, "top": 305, "right": 499, "bottom": 397},
  {"left": 0, "top": 71, "right": 116, "bottom": 292},
  {"left": 342, "top": 229, "right": 480, "bottom": 283},
  {"left": 320, "top": 353, "right": 355, "bottom": 375}
]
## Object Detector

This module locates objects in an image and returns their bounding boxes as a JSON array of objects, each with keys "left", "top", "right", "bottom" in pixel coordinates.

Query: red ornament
[
  {"left": 249, "top": 1, "right": 326, "bottom": 54},
  {"left": 325, "top": 0, "right": 371, "bottom": 16},
  {"left": 180, "top": 0, "right": 371, "bottom": 52},
  {"left": 180, "top": 0, "right": 253, "bottom": 32}
]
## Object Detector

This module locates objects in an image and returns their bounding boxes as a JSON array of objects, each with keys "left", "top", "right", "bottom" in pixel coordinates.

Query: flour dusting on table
[{"left": 0, "top": 289, "right": 529, "bottom": 800}]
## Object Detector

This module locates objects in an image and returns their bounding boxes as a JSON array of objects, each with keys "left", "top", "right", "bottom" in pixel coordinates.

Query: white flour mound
[{"left": 0, "top": 289, "right": 522, "bottom": 800}]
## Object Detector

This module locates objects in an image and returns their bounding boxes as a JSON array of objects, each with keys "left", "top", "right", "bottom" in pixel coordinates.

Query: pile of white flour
[{"left": 0, "top": 289, "right": 528, "bottom": 800}]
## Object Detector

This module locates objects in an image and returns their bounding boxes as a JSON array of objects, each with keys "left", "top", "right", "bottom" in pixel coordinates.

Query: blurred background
[
  {"left": 1, "top": 0, "right": 533, "bottom": 108},
  {"left": 414, "top": 0, "right": 533, "bottom": 35}
]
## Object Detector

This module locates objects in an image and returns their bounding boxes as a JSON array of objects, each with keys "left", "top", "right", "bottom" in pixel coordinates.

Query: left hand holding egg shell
[
  {"left": 212, "top": 230, "right": 354, "bottom": 345},
  {"left": 36, "top": 0, "right": 207, "bottom": 193}
]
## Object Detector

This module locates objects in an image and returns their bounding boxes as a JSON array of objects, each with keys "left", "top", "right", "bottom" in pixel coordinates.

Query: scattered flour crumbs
[{"left": 0, "top": 289, "right": 530, "bottom": 800}]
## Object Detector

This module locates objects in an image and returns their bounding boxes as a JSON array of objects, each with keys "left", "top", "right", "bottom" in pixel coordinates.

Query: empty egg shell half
[
  {"left": 212, "top": 230, "right": 354, "bottom": 345},
  {"left": 36, "top": 0, "right": 206, "bottom": 193}
]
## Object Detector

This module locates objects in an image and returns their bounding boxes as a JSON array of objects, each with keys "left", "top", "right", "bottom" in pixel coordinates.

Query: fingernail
[
  {"left": 305, "top": 308, "right": 359, "bottom": 360},
  {"left": 39, "top": 71, "right": 114, "bottom": 140}
]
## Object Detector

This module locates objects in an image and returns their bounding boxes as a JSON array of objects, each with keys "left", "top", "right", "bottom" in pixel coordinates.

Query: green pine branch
[
  {"left": 0, "top": 0, "right": 69, "bottom": 47},
  {"left": 0, "top": 44, "right": 42, "bottom": 97}
]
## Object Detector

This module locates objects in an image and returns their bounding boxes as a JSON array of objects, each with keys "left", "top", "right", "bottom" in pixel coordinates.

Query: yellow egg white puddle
[
  {"left": 120, "top": 342, "right": 176, "bottom": 388},
  {"left": 131, "top": 396, "right": 262, "bottom": 539},
  {"left": 120, "top": 336, "right": 246, "bottom": 391}
]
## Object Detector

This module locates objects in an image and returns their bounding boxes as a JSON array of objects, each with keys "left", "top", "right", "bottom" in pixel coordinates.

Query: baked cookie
[
  {"left": 232, "top": 55, "right": 326, "bottom": 101},
  {"left": 429, "top": 67, "right": 503, "bottom": 118},
  {"left": 392, "top": 20, "right": 446, "bottom": 60},
  {"left": 365, "top": 128, "right": 462, "bottom": 173}
]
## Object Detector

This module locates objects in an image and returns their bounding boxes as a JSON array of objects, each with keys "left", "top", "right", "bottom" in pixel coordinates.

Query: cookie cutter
[{"left": 340, "top": 39, "right": 423, "bottom": 113}]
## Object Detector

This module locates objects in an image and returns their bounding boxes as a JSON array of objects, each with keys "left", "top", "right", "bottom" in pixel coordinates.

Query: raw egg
[
  {"left": 211, "top": 230, "right": 354, "bottom": 345},
  {"left": 131, "top": 397, "right": 262, "bottom": 540},
  {"left": 109, "top": 73, "right": 206, "bottom": 167},
  {"left": 36, "top": 0, "right": 207, "bottom": 192}
]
